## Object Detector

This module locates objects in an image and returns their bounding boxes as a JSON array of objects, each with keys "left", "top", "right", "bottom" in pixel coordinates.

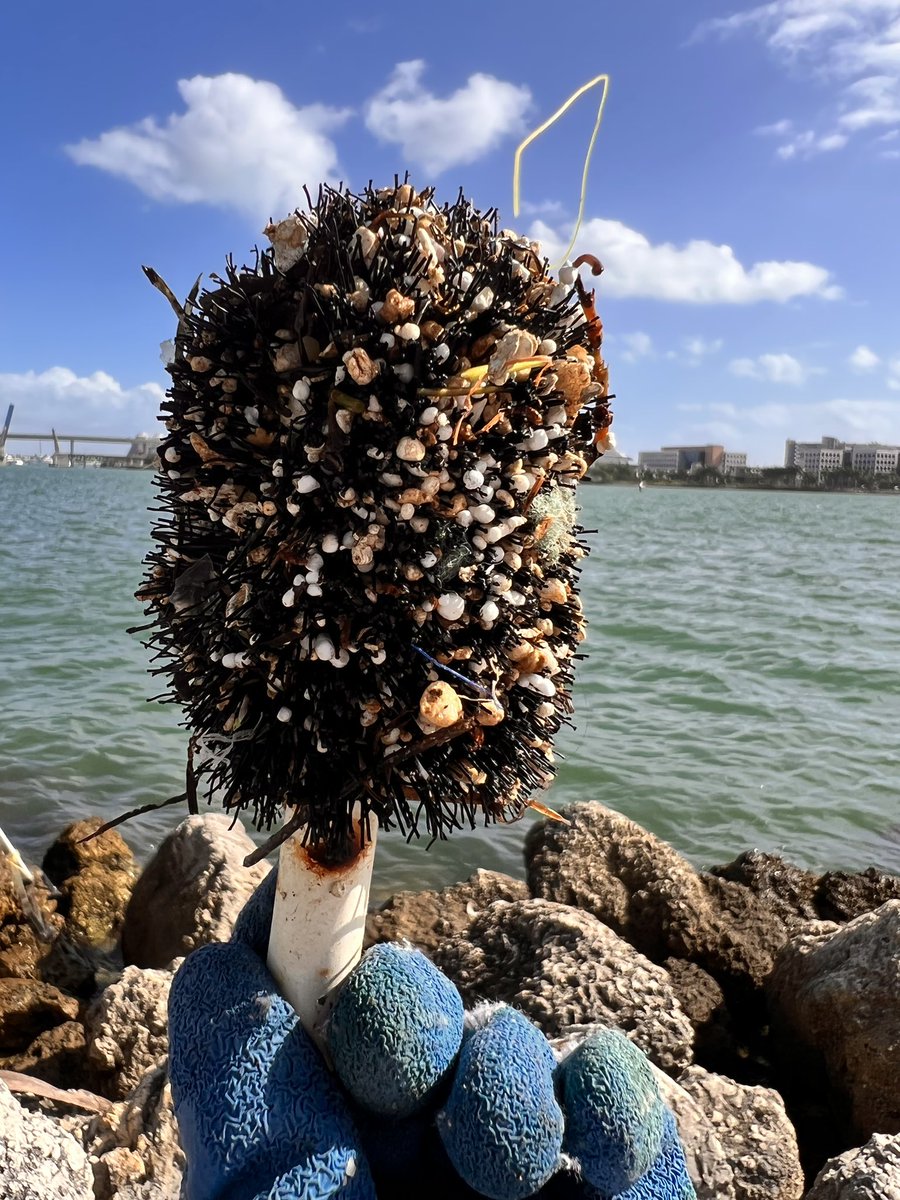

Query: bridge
[{"left": 1, "top": 407, "right": 159, "bottom": 467}]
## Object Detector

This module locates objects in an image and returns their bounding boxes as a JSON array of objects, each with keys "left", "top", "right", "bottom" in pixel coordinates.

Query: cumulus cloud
[
  {"left": 619, "top": 332, "right": 655, "bottom": 362},
  {"left": 695, "top": 2, "right": 900, "bottom": 156},
  {"left": 850, "top": 344, "right": 881, "bottom": 370},
  {"left": 364, "top": 60, "right": 531, "bottom": 174},
  {"left": 530, "top": 217, "right": 840, "bottom": 304},
  {"left": 684, "top": 336, "right": 724, "bottom": 360},
  {"left": 0, "top": 367, "right": 165, "bottom": 442},
  {"left": 729, "top": 352, "right": 822, "bottom": 384},
  {"left": 66, "top": 74, "right": 351, "bottom": 219}
]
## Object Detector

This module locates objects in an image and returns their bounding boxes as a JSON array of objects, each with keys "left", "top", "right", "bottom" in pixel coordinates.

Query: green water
[{"left": 1, "top": 467, "right": 898, "bottom": 899}]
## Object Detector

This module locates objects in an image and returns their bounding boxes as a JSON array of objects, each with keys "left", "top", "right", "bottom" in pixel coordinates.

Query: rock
[
  {"left": 433, "top": 898, "right": 695, "bottom": 1074},
  {"left": 39, "top": 818, "right": 138, "bottom": 996},
  {"left": 85, "top": 1061, "right": 185, "bottom": 1200},
  {"left": 1, "top": 1021, "right": 88, "bottom": 1089},
  {"left": 365, "top": 868, "right": 529, "bottom": 958},
  {"left": 121, "top": 814, "right": 269, "bottom": 969},
  {"left": 0, "top": 858, "right": 63, "bottom": 981},
  {"left": 85, "top": 966, "right": 173, "bottom": 1100},
  {"left": 710, "top": 851, "right": 822, "bottom": 927},
  {"left": 807, "top": 1133, "right": 900, "bottom": 1199},
  {"left": 678, "top": 1065, "right": 805, "bottom": 1200},
  {"left": 0, "top": 978, "right": 79, "bottom": 1054},
  {"left": 0, "top": 1078, "right": 95, "bottom": 1200},
  {"left": 711, "top": 852, "right": 900, "bottom": 928},
  {"left": 42, "top": 818, "right": 137, "bottom": 885},
  {"left": 651, "top": 1065, "right": 737, "bottom": 1200},
  {"left": 64, "top": 862, "right": 135, "bottom": 952},
  {"left": 817, "top": 868, "right": 900, "bottom": 924},
  {"left": 663, "top": 958, "right": 741, "bottom": 1075},
  {"left": 768, "top": 901, "right": 900, "bottom": 1142},
  {"left": 525, "top": 803, "right": 789, "bottom": 996}
]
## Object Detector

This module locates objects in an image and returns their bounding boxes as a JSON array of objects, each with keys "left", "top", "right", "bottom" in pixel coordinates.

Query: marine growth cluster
[{"left": 138, "top": 182, "right": 612, "bottom": 856}]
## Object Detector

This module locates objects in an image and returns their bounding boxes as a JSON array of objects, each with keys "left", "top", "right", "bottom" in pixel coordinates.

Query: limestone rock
[
  {"left": 710, "top": 850, "right": 822, "bottom": 927},
  {"left": 85, "top": 966, "right": 173, "bottom": 1099},
  {"left": 365, "top": 868, "right": 529, "bottom": 958},
  {"left": 817, "top": 868, "right": 900, "bottom": 924},
  {"left": 652, "top": 1065, "right": 737, "bottom": 1200},
  {"left": 0, "top": 1078, "right": 94, "bottom": 1200},
  {"left": 807, "top": 1133, "right": 900, "bottom": 1199},
  {"left": 711, "top": 851, "right": 900, "bottom": 928},
  {"left": 0, "top": 978, "right": 79, "bottom": 1054},
  {"left": 767, "top": 900, "right": 900, "bottom": 1140},
  {"left": 525, "top": 803, "right": 788, "bottom": 995},
  {"left": 1, "top": 1020, "right": 88, "bottom": 1089},
  {"left": 679, "top": 1065, "right": 805, "bottom": 1200},
  {"left": 0, "top": 857, "right": 63, "bottom": 980},
  {"left": 433, "top": 898, "right": 695, "bottom": 1073},
  {"left": 42, "top": 817, "right": 136, "bottom": 884},
  {"left": 121, "top": 814, "right": 270, "bottom": 969},
  {"left": 86, "top": 1061, "right": 184, "bottom": 1200}
]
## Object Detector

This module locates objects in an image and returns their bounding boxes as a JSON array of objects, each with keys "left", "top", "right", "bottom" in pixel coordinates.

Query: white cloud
[
  {"left": 850, "top": 344, "right": 881, "bottom": 370},
  {"left": 531, "top": 217, "right": 841, "bottom": 303},
  {"left": 364, "top": 61, "right": 531, "bottom": 175},
  {"left": 684, "top": 336, "right": 724, "bottom": 359},
  {"left": 675, "top": 395, "right": 900, "bottom": 462},
  {"left": 0, "top": 367, "right": 165, "bottom": 440},
  {"left": 729, "top": 352, "right": 822, "bottom": 384},
  {"left": 619, "top": 332, "right": 655, "bottom": 362},
  {"left": 887, "top": 357, "right": 900, "bottom": 389},
  {"left": 66, "top": 74, "right": 351, "bottom": 218},
  {"left": 695, "top": 2, "right": 900, "bottom": 155}
]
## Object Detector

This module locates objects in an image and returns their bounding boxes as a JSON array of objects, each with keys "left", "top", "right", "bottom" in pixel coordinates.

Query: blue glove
[{"left": 168, "top": 870, "right": 697, "bottom": 1200}]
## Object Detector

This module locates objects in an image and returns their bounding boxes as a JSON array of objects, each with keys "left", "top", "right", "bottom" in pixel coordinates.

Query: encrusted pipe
[{"left": 267, "top": 812, "right": 377, "bottom": 1044}]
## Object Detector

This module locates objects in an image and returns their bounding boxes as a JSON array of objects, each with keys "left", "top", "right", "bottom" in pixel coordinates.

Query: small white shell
[
  {"left": 294, "top": 475, "right": 320, "bottom": 494},
  {"left": 436, "top": 592, "right": 466, "bottom": 621},
  {"left": 397, "top": 437, "right": 426, "bottom": 462}
]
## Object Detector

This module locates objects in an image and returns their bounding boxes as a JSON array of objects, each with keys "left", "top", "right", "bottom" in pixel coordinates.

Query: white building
[
  {"left": 722, "top": 452, "right": 748, "bottom": 475},
  {"left": 785, "top": 436, "right": 900, "bottom": 477},
  {"left": 637, "top": 449, "right": 679, "bottom": 472},
  {"left": 850, "top": 444, "right": 900, "bottom": 474}
]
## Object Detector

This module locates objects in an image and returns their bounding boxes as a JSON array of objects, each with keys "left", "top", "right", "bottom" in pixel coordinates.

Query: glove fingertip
[
  {"left": 437, "top": 1005, "right": 564, "bottom": 1200},
  {"left": 329, "top": 943, "right": 463, "bottom": 1118}
]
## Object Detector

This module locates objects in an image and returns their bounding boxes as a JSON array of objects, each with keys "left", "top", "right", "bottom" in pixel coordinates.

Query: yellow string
[{"left": 512, "top": 74, "right": 611, "bottom": 269}]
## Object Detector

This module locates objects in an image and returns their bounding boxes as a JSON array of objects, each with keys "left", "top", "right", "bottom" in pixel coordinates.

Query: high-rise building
[{"left": 785, "top": 436, "right": 900, "bottom": 476}]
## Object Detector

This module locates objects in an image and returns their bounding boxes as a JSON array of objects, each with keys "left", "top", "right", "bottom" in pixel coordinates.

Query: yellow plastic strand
[{"left": 513, "top": 74, "right": 611, "bottom": 268}]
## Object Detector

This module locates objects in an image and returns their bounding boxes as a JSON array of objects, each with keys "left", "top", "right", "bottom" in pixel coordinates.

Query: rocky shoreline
[{"left": 2, "top": 802, "right": 900, "bottom": 1199}]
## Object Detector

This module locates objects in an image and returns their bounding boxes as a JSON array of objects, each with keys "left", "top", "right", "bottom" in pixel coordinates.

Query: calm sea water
[{"left": 1, "top": 467, "right": 898, "bottom": 900}]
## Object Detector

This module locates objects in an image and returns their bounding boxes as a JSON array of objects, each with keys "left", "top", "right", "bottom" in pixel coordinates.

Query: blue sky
[{"left": 3, "top": 0, "right": 900, "bottom": 464}]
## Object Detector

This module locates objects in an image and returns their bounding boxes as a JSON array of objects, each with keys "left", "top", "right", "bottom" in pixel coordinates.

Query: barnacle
[{"left": 138, "top": 181, "right": 611, "bottom": 855}]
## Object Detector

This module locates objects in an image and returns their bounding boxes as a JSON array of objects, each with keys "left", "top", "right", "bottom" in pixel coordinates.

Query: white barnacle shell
[
  {"left": 470, "top": 504, "right": 495, "bottom": 524},
  {"left": 264, "top": 214, "right": 309, "bottom": 272},
  {"left": 294, "top": 475, "right": 320, "bottom": 494},
  {"left": 314, "top": 636, "right": 335, "bottom": 662},
  {"left": 419, "top": 682, "right": 463, "bottom": 729},
  {"left": 276, "top": 706, "right": 292, "bottom": 723},
  {"left": 396, "top": 322, "right": 420, "bottom": 342},
  {"left": 396, "top": 436, "right": 426, "bottom": 462},
  {"left": 436, "top": 592, "right": 466, "bottom": 621}
]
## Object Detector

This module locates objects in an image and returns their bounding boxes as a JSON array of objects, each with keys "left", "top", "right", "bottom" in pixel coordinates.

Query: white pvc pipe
[{"left": 267, "top": 812, "right": 377, "bottom": 1044}]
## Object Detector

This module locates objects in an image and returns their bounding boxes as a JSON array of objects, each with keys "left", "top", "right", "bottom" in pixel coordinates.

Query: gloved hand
[{"left": 168, "top": 870, "right": 696, "bottom": 1200}]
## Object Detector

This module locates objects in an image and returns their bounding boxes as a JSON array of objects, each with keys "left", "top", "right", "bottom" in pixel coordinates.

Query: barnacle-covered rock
[
  {"left": 437, "top": 1004, "right": 564, "bottom": 1200},
  {"left": 138, "top": 182, "right": 611, "bottom": 853},
  {"left": 328, "top": 943, "right": 464, "bottom": 1118}
]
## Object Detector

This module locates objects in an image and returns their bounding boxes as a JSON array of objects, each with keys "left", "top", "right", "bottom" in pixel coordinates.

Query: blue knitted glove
[{"left": 168, "top": 870, "right": 697, "bottom": 1200}]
